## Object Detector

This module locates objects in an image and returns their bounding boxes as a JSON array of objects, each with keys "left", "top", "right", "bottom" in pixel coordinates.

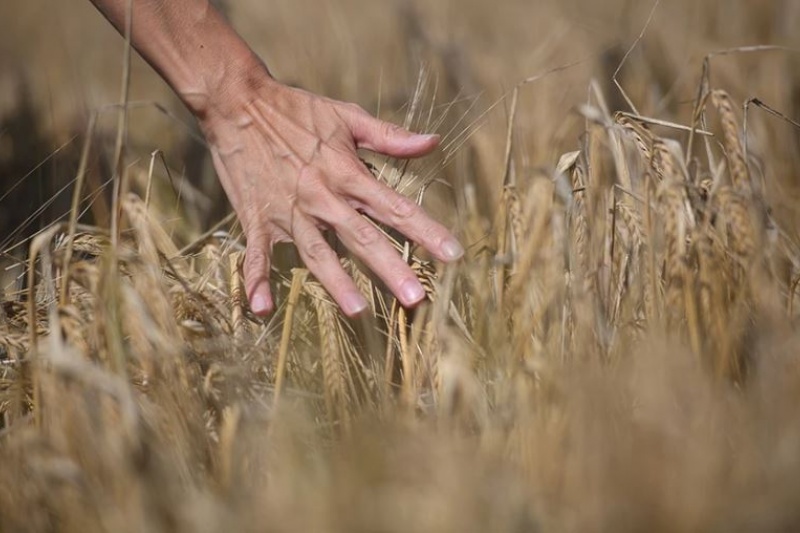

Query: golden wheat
[{"left": 2, "top": 3, "right": 800, "bottom": 529}]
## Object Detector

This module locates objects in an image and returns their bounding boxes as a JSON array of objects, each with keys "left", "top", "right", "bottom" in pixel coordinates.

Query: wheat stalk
[{"left": 306, "top": 282, "right": 351, "bottom": 427}]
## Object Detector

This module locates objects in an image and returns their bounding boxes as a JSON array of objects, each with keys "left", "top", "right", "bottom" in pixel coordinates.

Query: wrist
[
  {"left": 182, "top": 49, "right": 273, "bottom": 123},
  {"left": 90, "top": 0, "right": 268, "bottom": 125}
]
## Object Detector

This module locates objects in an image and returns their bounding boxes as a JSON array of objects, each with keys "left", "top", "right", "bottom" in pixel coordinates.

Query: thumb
[{"left": 344, "top": 105, "right": 440, "bottom": 158}]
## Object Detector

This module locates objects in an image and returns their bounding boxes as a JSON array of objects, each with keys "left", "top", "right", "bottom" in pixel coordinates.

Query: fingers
[
  {"left": 291, "top": 214, "right": 369, "bottom": 317},
  {"left": 319, "top": 195, "right": 429, "bottom": 308},
  {"left": 342, "top": 104, "right": 440, "bottom": 158},
  {"left": 343, "top": 174, "right": 464, "bottom": 263},
  {"left": 243, "top": 235, "right": 275, "bottom": 316}
]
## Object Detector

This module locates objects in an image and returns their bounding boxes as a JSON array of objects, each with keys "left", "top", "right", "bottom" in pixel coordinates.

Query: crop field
[{"left": 1, "top": 0, "right": 800, "bottom": 531}]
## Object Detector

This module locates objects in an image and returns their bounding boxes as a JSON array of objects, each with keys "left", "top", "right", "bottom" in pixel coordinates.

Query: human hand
[{"left": 198, "top": 63, "right": 464, "bottom": 317}]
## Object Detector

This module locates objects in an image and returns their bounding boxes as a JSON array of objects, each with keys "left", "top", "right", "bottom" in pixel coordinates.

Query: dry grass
[{"left": 3, "top": 1, "right": 800, "bottom": 532}]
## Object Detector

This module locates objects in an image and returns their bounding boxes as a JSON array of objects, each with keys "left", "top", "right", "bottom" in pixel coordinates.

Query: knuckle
[
  {"left": 297, "top": 167, "right": 326, "bottom": 202},
  {"left": 388, "top": 194, "right": 419, "bottom": 222},
  {"left": 297, "top": 165, "right": 321, "bottom": 187},
  {"left": 423, "top": 223, "right": 447, "bottom": 244},
  {"left": 245, "top": 222, "right": 272, "bottom": 241},
  {"left": 381, "top": 121, "right": 403, "bottom": 138},
  {"left": 343, "top": 157, "right": 369, "bottom": 177},
  {"left": 304, "top": 239, "right": 332, "bottom": 264},
  {"left": 351, "top": 222, "right": 381, "bottom": 248},
  {"left": 243, "top": 246, "right": 269, "bottom": 274},
  {"left": 331, "top": 158, "right": 364, "bottom": 182}
]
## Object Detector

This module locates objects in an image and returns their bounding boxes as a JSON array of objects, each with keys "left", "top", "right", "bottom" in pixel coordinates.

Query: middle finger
[{"left": 315, "top": 192, "right": 428, "bottom": 308}]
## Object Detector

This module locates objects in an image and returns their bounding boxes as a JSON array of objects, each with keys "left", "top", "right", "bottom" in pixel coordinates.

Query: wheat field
[{"left": 2, "top": 1, "right": 800, "bottom": 531}]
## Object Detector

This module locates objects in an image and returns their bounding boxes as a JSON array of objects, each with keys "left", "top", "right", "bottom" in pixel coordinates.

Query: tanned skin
[{"left": 89, "top": 0, "right": 464, "bottom": 317}]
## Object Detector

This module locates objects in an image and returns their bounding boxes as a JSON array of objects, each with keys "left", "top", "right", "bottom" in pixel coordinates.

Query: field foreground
[{"left": 2, "top": 1, "right": 800, "bottom": 531}]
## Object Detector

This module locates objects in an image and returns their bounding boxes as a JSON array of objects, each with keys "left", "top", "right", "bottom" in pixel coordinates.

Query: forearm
[
  {"left": 88, "top": 0, "right": 460, "bottom": 317},
  {"left": 89, "top": 0, "right": 263, "bottom": 118}
]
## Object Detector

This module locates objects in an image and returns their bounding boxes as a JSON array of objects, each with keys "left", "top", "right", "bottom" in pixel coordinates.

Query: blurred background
[
  {"left": 1, "top": 0, "right": 800, "bottom": 289},
  {"left": 3, "top": 3, "right": 800, "bottom": 530}
]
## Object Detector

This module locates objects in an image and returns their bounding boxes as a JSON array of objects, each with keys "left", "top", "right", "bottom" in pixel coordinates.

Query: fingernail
[
  {"left": 400, "top": 279, "right": 426, "bottom": 305},
  {"left": 441, "top": 237, "right": 464, "bottom": 261},
  {"left": 342, "top": 291, "right": 369, "bottom": 316},
  {"left": 251, "top": 293, "right": 272, "bottom": 315},
  {"left": 421, "top": 133, "right": 440, "bottom": 143}
]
